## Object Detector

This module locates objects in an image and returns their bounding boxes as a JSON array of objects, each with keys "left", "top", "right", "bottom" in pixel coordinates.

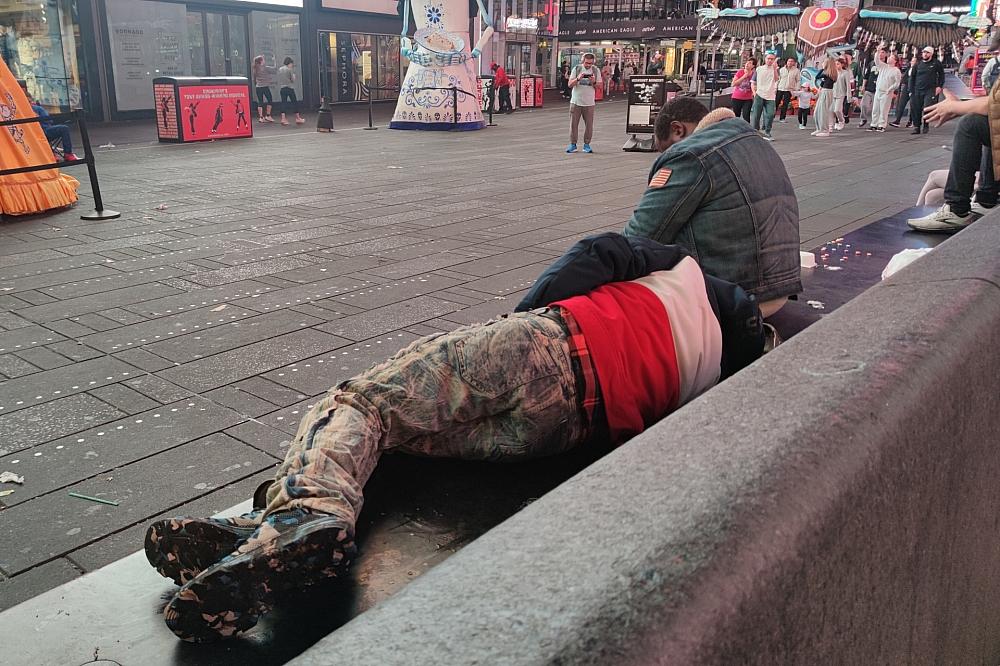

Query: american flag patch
[{"left": 649, "top": 168, "right": 672, "bottom": 188}]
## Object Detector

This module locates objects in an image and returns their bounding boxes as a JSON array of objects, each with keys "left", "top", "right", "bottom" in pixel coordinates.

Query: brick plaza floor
[{"left": 0, "top": 97, "right": 955, "bottom": 609}]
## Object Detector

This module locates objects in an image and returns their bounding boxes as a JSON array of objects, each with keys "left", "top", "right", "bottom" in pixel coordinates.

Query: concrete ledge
[{"left": 292, "top": 215, "right": 1000, "bottom": 665}]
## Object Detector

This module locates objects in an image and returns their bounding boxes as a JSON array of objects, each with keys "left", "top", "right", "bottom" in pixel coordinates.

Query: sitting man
[
  {"left": 144, "top": 233, "right": 766, "bottom": 642},
  {"left": 27, "top": 93, "right": 79, "bottom": 162},
  {"left": 623, "top": 97, "right": 801, "bottom": 317},
  {"left": 906, "top": 63, "right": 998, "bottom": 232}
]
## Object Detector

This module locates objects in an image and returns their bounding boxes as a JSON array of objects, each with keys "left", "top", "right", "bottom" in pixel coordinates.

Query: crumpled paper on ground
[
  {"left": 0, "top": 471, "right": 24, "bottom": 484},
  {"left": 881, "top": 248, "right": 933, "bottom": 280}
]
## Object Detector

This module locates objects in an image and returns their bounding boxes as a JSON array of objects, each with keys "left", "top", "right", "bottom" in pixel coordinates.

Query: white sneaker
[
  {"left": 906, "top": 204, "right": 974, "bottom": 232},
  {"left": 799, "top": 124, "right": 807, "bottom": 130},
  {"left": 814, "top": 131, "right": 830, "bottom": 137},
  {"left": 810, "top": 130, "right": 819, "bottom": 136},
  {"left": 833, "top": 123, "right": 844, "bottom": 131},
  {"left": 970, "top": 202, "right": 997, "bottom": 217}
]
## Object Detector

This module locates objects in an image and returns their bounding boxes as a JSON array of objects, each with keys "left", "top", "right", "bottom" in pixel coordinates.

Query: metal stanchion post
[
  {"left": 76, "top": 111, "right": 120, "bottom": 221},
  {"left": 452, "top": 87, "right": 459, "bottom": 130},
  {"left": 487, "top": 84, "right": 496, "bottom": 126},
  {"left": 364, "top": 89, "right": 377, "bottom": 130}
]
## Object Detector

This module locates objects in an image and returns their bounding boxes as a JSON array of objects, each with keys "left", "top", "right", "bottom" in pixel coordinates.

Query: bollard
[{"left": 316, "top": 97, "right": 335, "bottom": 132}]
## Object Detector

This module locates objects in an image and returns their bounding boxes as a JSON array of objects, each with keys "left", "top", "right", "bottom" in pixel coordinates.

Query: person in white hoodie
[{"left": 869, "top": 51, "right": 902, "bottom": 132}]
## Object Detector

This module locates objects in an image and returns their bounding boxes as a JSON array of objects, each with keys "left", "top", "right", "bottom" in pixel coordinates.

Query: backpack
[{"left": 983, "top": 56, "right": 1000, "bottom": 91}]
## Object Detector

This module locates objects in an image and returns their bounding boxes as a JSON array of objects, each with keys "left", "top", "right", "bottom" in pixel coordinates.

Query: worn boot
[
  {"left": 164, "top": 508, "right": 356, "bottom": 642},
  {"left": 144, "top": 481, "right": 273, "bottom": 585}
]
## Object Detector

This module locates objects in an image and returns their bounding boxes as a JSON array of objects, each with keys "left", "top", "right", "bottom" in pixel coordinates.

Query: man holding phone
[{"left": 567, "top": 53, "right": 602, "bottom": 153}]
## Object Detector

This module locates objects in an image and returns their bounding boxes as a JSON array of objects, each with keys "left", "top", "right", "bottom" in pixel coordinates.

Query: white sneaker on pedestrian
[
  {"left": 810, "top": 130, "right": 819, "bottom": 136},
  {"left": 906, "top": 204, "right": 974, "bottom": 232},
  {"left": 833, "top": 123, "right": 844, "bottom": 131},
  {"left": 762, "top": 133, "right": 774, "bottom": 141},
  {"left": 799, "top": 124, "right": 807, "bottom": 130},
  {"left": 814, "top": 131, "right": 831, "bottom": 137},
  {"left": 970, "top": 202, "right": 997, "bottom": 217},
  {"left": 778, "top": 119, "right": 787, "bottom": 123}
]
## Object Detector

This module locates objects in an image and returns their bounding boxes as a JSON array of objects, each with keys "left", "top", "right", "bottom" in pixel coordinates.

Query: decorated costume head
[{"left": 397, "top": 0, "right": 480, "bottom": 17}]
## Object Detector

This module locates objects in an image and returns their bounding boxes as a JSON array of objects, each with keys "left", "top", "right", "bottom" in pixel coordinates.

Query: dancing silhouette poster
[{"left": 178, "top": 84, "right": 253, "bottom": 141}]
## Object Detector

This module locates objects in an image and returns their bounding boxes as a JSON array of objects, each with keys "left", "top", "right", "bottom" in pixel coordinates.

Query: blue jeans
[
  {"left": 751, "top": 95, "right": 775, "bottom": 134},
  {"left": 43, "top": 124, "right": 72, "bottom": 154},
  {"left": 944, "top": 113, "right": 998, "bottom": 216}
]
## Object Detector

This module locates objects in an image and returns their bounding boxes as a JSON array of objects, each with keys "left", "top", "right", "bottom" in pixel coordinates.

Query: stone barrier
[{"left": 291, "top": 214, "right": 1000, "bottom": 665}]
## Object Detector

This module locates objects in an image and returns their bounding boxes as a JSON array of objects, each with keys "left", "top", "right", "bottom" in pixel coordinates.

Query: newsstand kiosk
[{"left": 153, "top": 76, "right": 253, "bottom": 143}]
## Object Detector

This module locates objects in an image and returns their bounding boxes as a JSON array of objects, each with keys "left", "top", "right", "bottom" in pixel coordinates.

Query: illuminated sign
[{"left": 506, "top": 17, "right": 539, "bottom": 30}]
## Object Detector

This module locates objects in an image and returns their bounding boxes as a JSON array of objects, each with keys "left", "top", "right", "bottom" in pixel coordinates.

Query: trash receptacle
[
  {"left": 519, "top": 75, "right": 545, "bottom": 108},
  {"left": 153, "top": 76, "right": 253, "bottom": 143}
]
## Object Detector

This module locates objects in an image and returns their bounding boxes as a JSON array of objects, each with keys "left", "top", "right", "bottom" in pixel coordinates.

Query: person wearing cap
[
  {"left": 491, "top": 62, "right": 513, "bottom": 114},
  {"left": 909, "top": 46, "right": 945, "bottom": 135}
]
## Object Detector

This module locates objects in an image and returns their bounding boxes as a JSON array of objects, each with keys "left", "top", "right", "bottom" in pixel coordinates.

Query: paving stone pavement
[{"left": 0, "top": 97, "right": 956, "bottom": 609}]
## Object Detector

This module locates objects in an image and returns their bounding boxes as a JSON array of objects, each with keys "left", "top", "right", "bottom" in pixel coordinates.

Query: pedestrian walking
[
  {"left": 277, "top": 57, "right": 305, "bottom": 126},
  {"left": 843, "top": 52, "right": 856, "bottom": 124},
  {"left": 795, "top": 83, "right": 814, "bottom": 130},
  {"left": 832, "top": 57, "right": 850, "bottom": 130},
  {"left": 566, "top": 52, "right": 602, "bottom": 154},
  {"left": 252, "top": 55, "right": 276, "bottom": 123},
  {"left": 751, "top": 51, "right": 779, "bottom": 140},
  {"left": 603, "top": 61, "right": 614, "bottom": 97},
  {"left": 812, "top": 56, "right": 838, "bottom": 137},
  {"left": 612, "top": 63, "right": 622, "bottom": 93},
  {"left": 776, "top": 57, "right": 800, "bottom": 123},
  {"left": 869, "top": 52, "right": 901, "bottom": 132},
  {"left": 559, "top": 59, "right": 571, "bottom": 98},
  {"left": 909, "top": 46, "right": 945, "bottom": 135},
  {"left": 731, "top": 58, "right": 756, "bottom": 123}
]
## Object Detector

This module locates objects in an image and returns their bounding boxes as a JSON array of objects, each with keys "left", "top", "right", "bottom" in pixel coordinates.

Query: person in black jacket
[
  {"left": 143, "top": 233, "right": 766, "bottom": 643},
  {"left": 910, "top": 46, "right": 945, "bottom": 135}
]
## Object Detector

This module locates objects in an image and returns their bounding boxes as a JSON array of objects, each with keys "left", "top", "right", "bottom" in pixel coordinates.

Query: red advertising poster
[
  {"left": 178, "top": 84, "right": 253, "bottom": 142},
  {"left": 534, "top": 79, "right": 544, "bottom": 108},
  {"left": 154, "top": 83, "right": 178, "bottom": 140},
  {"left": 520, "top": 77, "right": 535, "bottom": 108}
]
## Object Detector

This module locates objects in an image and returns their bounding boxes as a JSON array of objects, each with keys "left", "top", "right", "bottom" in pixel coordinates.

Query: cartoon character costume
[
  {"left": 391, "top": 0, "right": 495, "bottom": 130},
  {"left": 0, "top": 56, "right": 78, "bottom": 216}
]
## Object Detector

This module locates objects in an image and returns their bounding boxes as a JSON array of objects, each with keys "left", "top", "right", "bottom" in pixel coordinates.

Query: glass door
[{"left": 189, "top": 11, "right": 249, "bottom": 77}]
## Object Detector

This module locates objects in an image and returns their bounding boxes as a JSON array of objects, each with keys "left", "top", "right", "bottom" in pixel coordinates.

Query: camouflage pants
[{"left": 262, "top": 311, "right": 586, "bottom": 532}]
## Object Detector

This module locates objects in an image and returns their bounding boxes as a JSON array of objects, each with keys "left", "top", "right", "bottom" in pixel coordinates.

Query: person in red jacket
[
  {"left": 491, "top": 61, "right": 513, "bottom": 113},
  {"left": 145, "top": 233, "right": 766, "bottom": 643}
]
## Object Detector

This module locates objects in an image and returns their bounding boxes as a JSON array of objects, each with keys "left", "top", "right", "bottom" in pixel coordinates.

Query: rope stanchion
[
  {"left": 0, "top": 110, "right": 119, "bottom": 220},
  {"left": 363, "top": 86, "right": 399, "bottom": 130},
  {"left": 414, "top": 86, "right": 475, "bottom": 130}
]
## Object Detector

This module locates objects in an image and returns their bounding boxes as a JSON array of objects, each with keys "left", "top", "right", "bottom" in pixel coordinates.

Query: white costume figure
[{"left": 391, "top": 0, "right": 494, "bottom": 130}]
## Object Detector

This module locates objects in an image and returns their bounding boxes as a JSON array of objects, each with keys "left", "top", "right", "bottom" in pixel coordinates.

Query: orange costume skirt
[{"left": 0, "top": 57, "right": 79, "bottom": 216}]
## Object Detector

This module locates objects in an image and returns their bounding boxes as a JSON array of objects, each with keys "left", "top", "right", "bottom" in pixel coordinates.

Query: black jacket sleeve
[
  {"left": 936, "top": 61, "right": 945, "bottom": 88},
  {"left": 515, "top": 232, "right": 689, "bottom": 312}
]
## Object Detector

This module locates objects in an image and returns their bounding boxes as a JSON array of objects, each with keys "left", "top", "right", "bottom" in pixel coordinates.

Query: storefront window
[
  {"left": 106, "top": 0, "right": 189, "bottom": 112},
  {"left": 319, "top": 31, "right": 403, "bottom": 103},
  {"left": 1, "top": 0, "right": 83, "bottom": 110},
  {"left": 250, "top": 11, "right": 301, "bottom": 97}
]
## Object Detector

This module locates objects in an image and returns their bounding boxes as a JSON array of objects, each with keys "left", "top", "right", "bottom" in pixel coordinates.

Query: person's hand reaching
[{"left": 923, "top": 88, "right": 960, "bottom": 127}]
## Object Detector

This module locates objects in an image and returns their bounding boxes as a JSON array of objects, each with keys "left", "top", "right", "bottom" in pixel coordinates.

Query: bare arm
[{"left": 924, "top": 89, "right": 989, "bottom": 127}]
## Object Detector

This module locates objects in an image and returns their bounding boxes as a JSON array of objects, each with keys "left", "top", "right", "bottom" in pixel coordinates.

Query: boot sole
[
  {"left": 145, "top": 519, "right": 256, "bottom": 586},
  {"left": 164, "top": 515, "right": 356, "bottom": 642}
]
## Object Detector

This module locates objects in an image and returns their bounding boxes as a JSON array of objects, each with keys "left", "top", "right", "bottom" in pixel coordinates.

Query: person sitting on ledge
[
  {"left": 907, "top": 35, "right": 1000, "bottom": 233},
  {"left": 623, "top": 97, "right": 802, "bottom": 317},
  {"left": 145, "top": 232, "right": 767, "bottom": 642}
]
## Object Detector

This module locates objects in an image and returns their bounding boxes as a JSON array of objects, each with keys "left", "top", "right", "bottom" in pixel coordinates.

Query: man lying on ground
[
  {"left": 623, "top": 97, "right": 802, "bottom": 317},
  {"left": 145, "top": 232, "right": 767, "bottom": 642}
]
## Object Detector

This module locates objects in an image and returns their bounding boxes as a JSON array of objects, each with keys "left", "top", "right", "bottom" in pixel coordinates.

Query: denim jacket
[{"left": 622, "top": 117, "right": 802, "bottom": 303}]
